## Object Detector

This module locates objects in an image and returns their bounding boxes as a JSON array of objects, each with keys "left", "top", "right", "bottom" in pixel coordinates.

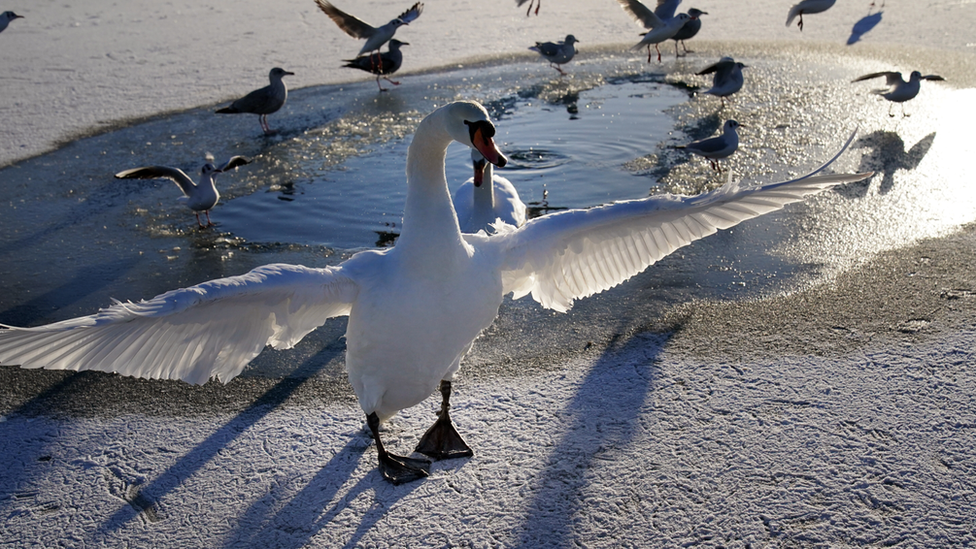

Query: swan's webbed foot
[
  {"left": 367, "top": 412, "right": 431, "bottom": 485},
  {"left": 415, "top": 380, "right": 474, "bottom": 460},
  {"left": 378, "top": 451, "right": 431, "bottom": 485},
  {"left": 416, "top": 413, "right": 474, "bottom": 460}
]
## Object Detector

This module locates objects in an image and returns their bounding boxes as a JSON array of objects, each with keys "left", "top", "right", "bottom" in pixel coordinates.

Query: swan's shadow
[
  {"left": 95, "top": 343, "right": 345, "bottom": 534},
  {"left": 516, "top": 331, "right": 667, "bottom": 546},
  {"left": 837, "top": 131, "right": 936, "bottom": 198}
]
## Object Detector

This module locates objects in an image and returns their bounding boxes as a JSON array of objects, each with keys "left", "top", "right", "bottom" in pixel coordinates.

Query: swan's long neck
[
  {"left": 472, "top": 162, "right": 496, "bottom": 219},
  {"left": 398, "top": 108, "right": 467, "bottom": 261}
]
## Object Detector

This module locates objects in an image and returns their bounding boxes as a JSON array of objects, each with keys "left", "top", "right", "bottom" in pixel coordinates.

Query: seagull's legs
[
  {"left": 415, "top": 380, "right": 474, "bottom": 461},
  {"left": 550, "top": 62, "right": 566, "bottom": 75},
  {"left": 797, "top": 13, "right": 805, "bottom": 31},
  {"left": 525, "top": 0, "right": 540, "bottom": 16},
  {"left": 674, "top": 41, "right": 682, "bottom": 59},
  {"left": 204, "top": 210, "right": 215, "bottom": 227},
  {"left": 259, "top": 114, "right": 276, "bottom": 135},
  {"left": 194, "top": 212, "right": 207, "bottom": 229},
  {"left": 367, "top": 412, "right": 431, "bottom": 485},
  {"left": 655, "top": 43, "right": 663, "bottom": 63},
  {"left": 681, "top": 40, "right": 694, "bottom": 55},
  {"left": 376, "top": 75, "right": 387, "bottom": 92}
]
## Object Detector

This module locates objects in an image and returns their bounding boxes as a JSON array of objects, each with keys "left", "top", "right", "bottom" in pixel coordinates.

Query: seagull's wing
[
  {"left": 654, "top": 0, "right": 681, "bottom": 20},
  {"left": 0, "top": 263, "right": 359, "bottom": 385},
  {"left": 786, "top": 2, "right": 803, "bottom": 27},
  {"left": 683, "top": 136, "right": 729, "bottom": 155},
  {"left": 696, "top": 58, "right": 733, "bottom": 76},
  {"left": 492, "top": 132, "right": 871, "bottom": 313},
  {"left": 115, "top": 166, "right": 196, "bottom": 196},
  {"left": 617, "top": 0, "right": 664, "bottom": 29},
  {"left": 397, "top": 2, "right": 423, "bottom": 24},
  {"left": 530, "top": 41, "right": 561, "bottom": 56},
  {"left": 314, "top": 0, "right": 377, "bottom": 39},
  {"left": 851, "top": 71, "right": 900, "bottom": 85},
  {"left": 216, "top": 156, "right": 250, "bottom": 172}
]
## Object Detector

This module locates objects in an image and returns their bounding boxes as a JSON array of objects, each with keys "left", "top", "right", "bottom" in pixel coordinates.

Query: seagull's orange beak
[{"left": 465, "top": 120, "right": 508, "bottom": 168}]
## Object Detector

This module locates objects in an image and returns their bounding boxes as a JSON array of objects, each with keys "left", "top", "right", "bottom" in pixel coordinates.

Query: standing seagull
[
  {"left": 786, "top": 0, "right": 836, "bottom": 31},
  {"left": 0, "top": 101, "right": 871, "bottom": 485},
  {"left": 652, "top": 1, "right": 707, "bottom": 57},
  {"left": 315, "top": 0, "right": 422, "bottom": 67},
  {"left": 454, "top": 148, "right": 527, "bottom": 233},
  {"left": 216, "top": 67, "right": 294, "bottom": 135},
  {"left": 616, "top": 0, "right": 691, "bottom": 63},
  {"left": 698, "top": 57, "right": 747, "bottom": 105},
  {"left": 676, "top": 120, "right": 742, "bottom": 171},
  {"left": 0, "top": 10, "right": 23, "bottom": 33},
  {"left": 529, "top": 35, "right": 579, "bottom": 75},
  {"left": 669, "top": 8, "right": 707, "bottom": 57},
  {"left": 115, "top": 156, "right": 250, "bottom": 228},
  {"left": 851, "top": 70, "right": 945, "bottom": 117},
  {"left": 343, "top": 39, "right": 408, "bottom": 92}
]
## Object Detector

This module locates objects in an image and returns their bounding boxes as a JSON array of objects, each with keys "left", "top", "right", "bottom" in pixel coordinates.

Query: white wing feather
[
  {"left": 0, "top": 263, "right": 358, "bottom": 384},
  {"left": 494, "top": 133, "right": 870, "bottom": 312}
]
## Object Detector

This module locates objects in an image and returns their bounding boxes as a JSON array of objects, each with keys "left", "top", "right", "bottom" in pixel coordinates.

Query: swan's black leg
[
  {"left": 367, "top": 412, "right": 430, "bottom": 485},
  {"left": 415, "top": 380, "right": 474, "bottom": 460}
]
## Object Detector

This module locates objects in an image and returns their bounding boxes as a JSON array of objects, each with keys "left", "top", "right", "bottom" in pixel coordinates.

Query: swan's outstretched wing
[
  {"left": 0, "top": 263, "right": 359, "bottom": 385},
  {"left": 115, "top": 166, "right": 196, "bottom": 196},
  {"left": 494, "top": 133, "right": 871, "bottom": 312}
]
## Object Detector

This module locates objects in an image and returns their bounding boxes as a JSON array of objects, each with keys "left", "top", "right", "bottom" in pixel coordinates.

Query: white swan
[
  {"left": 0, "top": 101, "right": 871, "bottom": 484},
  {"left": 453, "top": 148, "right": 527, "bottom": 233}
]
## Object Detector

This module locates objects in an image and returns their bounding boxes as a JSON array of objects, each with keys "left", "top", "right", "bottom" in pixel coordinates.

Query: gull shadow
[
  {"left": 838, "top": 131, "right": 936, "bottom": 198},
  {"left": 517, "top": 331, "right": 666, "bottom": 547},
  {"left": 847, "top": 11, "right": 883, "bottom": 45},
  {"left": 223, "top": 437, "right": 421, "bottom": 549},
  {"left": 96, "top": 343, "right": 345, "bottom": 534}
]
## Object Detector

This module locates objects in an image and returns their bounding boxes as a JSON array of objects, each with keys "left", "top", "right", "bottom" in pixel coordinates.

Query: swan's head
[
  {"left": 447, "top": 101, "right": 508, "bottom": 168},
  {"left": 470, "top": 148, "right": 489, "bottom": 187}
]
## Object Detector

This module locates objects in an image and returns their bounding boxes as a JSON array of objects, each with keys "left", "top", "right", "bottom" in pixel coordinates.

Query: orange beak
[
  {"left": 472, "top": 157, "right": 488, "bottom": 187},
  {"left": 465, "top": 120, "right": 508, "bottom": 168}
]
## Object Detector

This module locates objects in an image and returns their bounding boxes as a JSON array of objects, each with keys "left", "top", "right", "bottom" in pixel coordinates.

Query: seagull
[
  {"left": 516, "top": 0, "right": 541, "bottom": 16},
  {"left": 786, "top": 0, "right": 836, "bottom": 31},
  {"left": 343, "top": 39, "right": 408, "bottom": 92},
  {"left": 315, "top": 0, "right": 422, "bottom": 67},
  {"left": 651, "top": 1, "right": 706, "bottom": 57},
  {"left": 529, "top": 35, "right": 579, "bottom": 75},
  {"left": 0, "top": 101, "right": 871, "bottom": 485},
  {"left": 215, "top": 67, "right": 294, "bottom": 135},
  {"left": 114, "top": 156, "right": 250, "bottom": 228},
  {"left": 454, "top": 148, "right": 527, "bottom": 233},
  {"left": 697, "top": 57, "right": 747, "bottom": 105},
  {"left": 669, "top": 8, "right": 707, "bottom": 57},
  {"left": 616, "top": 0, "right": 691, "bottom": 63},
  {"left": 676, "top": 120, "right": 742, "bottom": 171},
  {"left": 852, "top": 71, "right": 945, "bottom": 117},
  {"left": 0, "top": 10, "right": 22, "bottom": 33}
]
